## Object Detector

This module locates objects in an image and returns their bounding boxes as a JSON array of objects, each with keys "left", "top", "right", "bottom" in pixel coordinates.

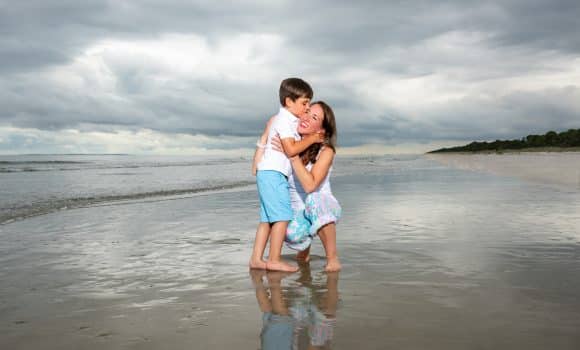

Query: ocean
[{"left": 0, "top": 154, "right": 256, "bottom": 224}]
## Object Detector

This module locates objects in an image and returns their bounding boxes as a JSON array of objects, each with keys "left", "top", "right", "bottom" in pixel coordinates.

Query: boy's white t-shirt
[{"left": 257, "top": 107, "right": 301, "bottom": 177}]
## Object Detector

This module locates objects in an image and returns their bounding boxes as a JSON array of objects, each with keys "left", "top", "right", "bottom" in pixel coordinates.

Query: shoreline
[
  {"left": 0, "top": 183, "right": 255, "bottom": 226},
  {"left": 427, "top": 147, "right": 580, "bottom": 155}
]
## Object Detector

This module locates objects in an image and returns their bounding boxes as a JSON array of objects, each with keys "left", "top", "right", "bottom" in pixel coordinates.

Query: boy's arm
[
  {"left": 280, "top": 132, "right": 325, "bottom": 157},
  {"left": 251, "top": 116, "right": 275, "bottom": 176}
]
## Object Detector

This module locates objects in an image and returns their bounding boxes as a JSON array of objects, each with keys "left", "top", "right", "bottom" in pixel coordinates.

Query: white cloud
[
  {"left": 0, "top": 126, "right": 256, "bottom": 156},
  {"left": 85, "top": 33, "right": 284, "bottom": 82}
]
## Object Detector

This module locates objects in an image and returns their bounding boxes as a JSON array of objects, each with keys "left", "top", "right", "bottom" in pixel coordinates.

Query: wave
[
  {"left": 0, "top": 168, "right": 44, "bottom": 173},
  {"left": 0, "top": 158, "right": 249, "bottom": 173},
  {"left": 0, "top": 181, "right": 255, "bottom": 225},
  {"left": 0, "top": 160, "right": 88, "bottom": 165}
]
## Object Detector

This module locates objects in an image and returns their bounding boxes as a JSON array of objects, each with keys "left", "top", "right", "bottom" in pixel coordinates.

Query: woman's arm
[
  {"left": 290, "top": 147, "right": 334, "bottom": 193},
  {"left": 251, "top": 116, "right": 275, "bottom": 176}
]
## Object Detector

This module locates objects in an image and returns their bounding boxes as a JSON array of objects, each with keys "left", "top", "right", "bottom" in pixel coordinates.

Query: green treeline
[{"left": 429, "top": 128, "right": 580, "bottom": 153}]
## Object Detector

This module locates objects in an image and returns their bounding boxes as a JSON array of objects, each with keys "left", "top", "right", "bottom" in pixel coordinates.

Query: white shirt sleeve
[{"left": 275, "top": 116, "right": 295, "bottom": 139}]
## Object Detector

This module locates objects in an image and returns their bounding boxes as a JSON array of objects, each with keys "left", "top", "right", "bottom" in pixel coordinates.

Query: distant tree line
[{"left": 428, "top": 129, "right": 580, "bottom": 153}]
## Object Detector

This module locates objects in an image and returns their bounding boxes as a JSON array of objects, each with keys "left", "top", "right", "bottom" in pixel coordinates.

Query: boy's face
[{"left": 285, "top": 96, "right": 311, "bottom": 118}]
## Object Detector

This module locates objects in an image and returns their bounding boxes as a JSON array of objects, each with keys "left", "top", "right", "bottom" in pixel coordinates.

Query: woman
[{"left": 251, "top": 101, "right": 341, "bottom": 272}]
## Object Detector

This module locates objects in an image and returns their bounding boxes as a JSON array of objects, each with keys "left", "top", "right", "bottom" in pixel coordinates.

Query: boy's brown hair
[{"left": 279, "top": 78, "right": 313, "bottom": 106}]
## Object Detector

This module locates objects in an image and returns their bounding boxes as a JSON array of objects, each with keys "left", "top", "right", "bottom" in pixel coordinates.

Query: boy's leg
[
  {"left": 251, "top": 170, "right": 273, "bottom": 270},
  {"left": 257, "top": 170, "right": 296, "bottom": 272},
  {"left": 249, "top": 222, "right": 271, "bottom": 269},
  {"left": 266, "top": 221, "right": 298, "bottom": 272},
  {"left": 266, "top": 271, "right": 290, "bottom": 315},
  {"left": 318, "top": 223, "right": 341, "bottom": 272},
  {"left": 249, "top": 269, "right": 272, "bottom": 313}
]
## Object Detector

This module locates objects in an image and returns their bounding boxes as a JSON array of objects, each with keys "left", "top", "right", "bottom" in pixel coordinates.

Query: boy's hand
[
  {"left": 306, "top": 130, "right": 325, "bottom": 144},
  {"left": 316, "top": 130, "right": 326, "bottom": 143}
]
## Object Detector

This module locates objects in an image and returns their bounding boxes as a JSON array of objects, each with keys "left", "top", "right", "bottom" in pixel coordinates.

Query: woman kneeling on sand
[{"left": 252, "top": 101, "right": 341, "bottom": 272}]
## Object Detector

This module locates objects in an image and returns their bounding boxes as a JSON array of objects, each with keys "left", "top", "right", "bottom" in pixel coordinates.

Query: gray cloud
[{"left": 0, "top": 0, "right": 579, "bottom": 152}]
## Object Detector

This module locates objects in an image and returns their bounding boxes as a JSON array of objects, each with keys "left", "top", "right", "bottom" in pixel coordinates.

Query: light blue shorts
[
  {"left": 257, "top": 170, "right": 292, "bottom": 223},
  {"left": 261, "top": 312, "right": 294, "bottom": 350}
]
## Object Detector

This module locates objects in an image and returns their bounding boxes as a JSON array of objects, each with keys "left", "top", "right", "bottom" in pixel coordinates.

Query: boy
[{"left": 249, "top": 78, "right": 324, "bottom": 272}]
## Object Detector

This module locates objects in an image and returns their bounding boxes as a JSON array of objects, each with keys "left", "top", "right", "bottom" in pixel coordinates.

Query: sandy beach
[{"left": 1, "top": 155, "right": 580, "bottom": 349}]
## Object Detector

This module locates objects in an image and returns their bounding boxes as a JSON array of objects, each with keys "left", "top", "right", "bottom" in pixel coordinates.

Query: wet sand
[
  {"left": 427, "top": 152, "right": 580, "bottom": 189},
  {"left": 1, "top": 157, "right": 580, "bottom": 349}
]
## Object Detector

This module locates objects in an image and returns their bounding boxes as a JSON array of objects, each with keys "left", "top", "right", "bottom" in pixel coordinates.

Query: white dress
[{"left": 285, "top": 151, "right": 341, "bottom": 251}]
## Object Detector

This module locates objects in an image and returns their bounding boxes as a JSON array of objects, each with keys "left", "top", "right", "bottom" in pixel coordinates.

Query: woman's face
[{"left": 297, "top": 103, "right": 324, "bottom": 135}]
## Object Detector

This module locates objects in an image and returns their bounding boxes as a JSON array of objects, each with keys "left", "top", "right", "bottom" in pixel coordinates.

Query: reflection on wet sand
[
  {"left": 250, "top": 265, "right": 339, "bottom": 350},
  {"left": 2, "top": 155, "right": 580, "bottom": 349},
  {"left": 427, "top": 152, "right": 580, "bottom": 189}
]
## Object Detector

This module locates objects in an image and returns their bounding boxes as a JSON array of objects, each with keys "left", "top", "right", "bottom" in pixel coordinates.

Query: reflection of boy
[
  {"left": 251, "top": 270, "right": 295, "bottom": 350},
  {"left": 251, "top": 78, "right": 324, "bottom": 272},
  {"left": 261, "top": 312, "right": 294, "bottom": 349}
]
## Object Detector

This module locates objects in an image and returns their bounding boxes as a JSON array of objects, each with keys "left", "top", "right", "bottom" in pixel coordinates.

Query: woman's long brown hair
[{"left": 300, "top": 101, "right": 337, "bottom": 165}]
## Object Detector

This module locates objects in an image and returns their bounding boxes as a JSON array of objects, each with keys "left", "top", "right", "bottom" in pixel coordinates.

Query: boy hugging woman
[{"left": 250, "top": 78, "right": 342, "bottom": 272}]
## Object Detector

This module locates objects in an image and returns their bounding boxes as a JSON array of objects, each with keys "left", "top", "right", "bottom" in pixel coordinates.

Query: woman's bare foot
[
  {"left": 249, "top": 258, "right": 267, "bottom": 270},
  {"left": 325, "top": 257, "right": 341, "bottom": 272},
  {"left": 296, "top": 247, "right": 311, "bottom": 263},
  {"left": 266, "top": 260, "right": 299, "bottom": 272}
]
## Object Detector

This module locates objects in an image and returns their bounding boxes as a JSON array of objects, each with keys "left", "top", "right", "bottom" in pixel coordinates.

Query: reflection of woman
[
  {"left": 293, "top": 266, "right": 339, "bottom": 348},
  {"left": 249, "top": 266, "right": 339, "bottom": 349},
  {"left": 252, "top": 101, "right": 342, "bottom": 272}
]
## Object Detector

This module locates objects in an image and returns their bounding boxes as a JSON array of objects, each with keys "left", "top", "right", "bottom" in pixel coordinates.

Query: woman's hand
[
  {"left": 271, "top": 133, "right": 283, "bottom": 152},
  {"left": 272, "top": 134, "right": 302, "bottom": 163},
  {"left": 290, "top": 154, "right": 301, "bottom": 163}
]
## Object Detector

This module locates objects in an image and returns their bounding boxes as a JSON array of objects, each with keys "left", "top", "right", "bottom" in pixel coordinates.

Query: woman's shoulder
[
  {"left": 313, "top": 146, "right": 335, "bottom": 167},
  {"left": 319, "top": 146, "right": 335, "bottom": 159}
]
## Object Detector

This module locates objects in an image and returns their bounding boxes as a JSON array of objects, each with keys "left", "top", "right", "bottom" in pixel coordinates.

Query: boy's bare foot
[
  {"left": 296, "top": 247, "right": 311, "bottom": 263},
  {"left": 249, "top": 258, "right": 267, "bottom": 270},
  {"left": 325, "top": 257, "right": 341, "bottom": 272},
  {"left": 266, "top": 260, "right": 299, "bottom": 272}
]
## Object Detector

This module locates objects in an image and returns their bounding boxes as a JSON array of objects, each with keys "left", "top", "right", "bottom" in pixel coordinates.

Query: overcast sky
[{"left": 1, "top": 0, "right": 579, "bottom": 155}]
